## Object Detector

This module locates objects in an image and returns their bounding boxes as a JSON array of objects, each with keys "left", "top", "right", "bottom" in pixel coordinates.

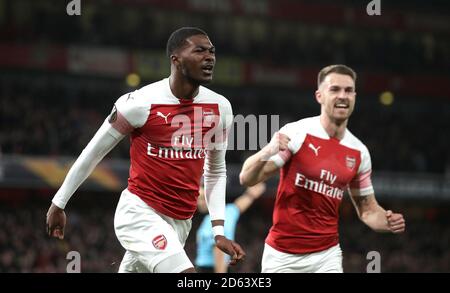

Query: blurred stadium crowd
[
  {"left": 1, "top": 0, "right": 450, "bottom": 272},
  {"left": 2, "top": 0, "right": 449, "bottom": 73},
  {"left": 2, "top": 76, "right": 450, "bottom": 174},
  {"left": 1, "top": 193, "right": 449, "bottom": 273}
]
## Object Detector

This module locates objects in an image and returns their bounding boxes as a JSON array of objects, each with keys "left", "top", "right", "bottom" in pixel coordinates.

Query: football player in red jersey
[
  {"left": 46, "top": 27, "right": 245, "bottom": 273},
  {"left": 240, "top": 65, "right": 405, "bottom": 273}
]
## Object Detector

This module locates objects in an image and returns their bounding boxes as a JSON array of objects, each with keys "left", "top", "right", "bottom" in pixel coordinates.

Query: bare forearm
[
  {"left": 239, "top": 148, "right": 271, "bottom": 186},
  {"left": 211, "top": 219, "right": 224, "bottom": 227},
  {"left": 234, "top": 193, "right": 255, "bottom": 213},
  {"left": 214, "top": 246, "right": 227, "bottom": 273},
  {"left": 240, "top": 132, "right": 289, "bottom": 186},
  {"left": 360, "top": 206, "right": 390, "bottom": 232}
]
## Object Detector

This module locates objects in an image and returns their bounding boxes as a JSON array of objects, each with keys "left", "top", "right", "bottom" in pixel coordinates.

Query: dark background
[{"left": 0, "top": 0, "right": 449, "bottom": 272}]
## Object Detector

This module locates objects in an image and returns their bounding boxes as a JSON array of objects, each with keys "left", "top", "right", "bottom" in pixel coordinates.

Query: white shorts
[
  {"left": 261, "top": 243, "right": 343, "bottom": 273},
  {"left": 114, "top": 189, "right": 193, "bottom": 273}
]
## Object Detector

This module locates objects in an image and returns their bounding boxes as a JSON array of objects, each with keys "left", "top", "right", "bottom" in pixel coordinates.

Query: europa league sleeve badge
[{"left": 108, "top": 105, "right": 118, "bottom": 123}]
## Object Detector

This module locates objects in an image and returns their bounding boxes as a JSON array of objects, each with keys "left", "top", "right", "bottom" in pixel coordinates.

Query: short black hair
[{"left": 166, "top": 27, "right": 208, "bottom": 57}]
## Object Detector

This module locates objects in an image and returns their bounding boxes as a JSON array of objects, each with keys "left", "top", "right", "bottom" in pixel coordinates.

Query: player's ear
[
  {"left": 315, "top": 89, "right": 323, "bottom": 105},
  {"left": 170, "top": 54, "right": 180, "bottom": 67}
]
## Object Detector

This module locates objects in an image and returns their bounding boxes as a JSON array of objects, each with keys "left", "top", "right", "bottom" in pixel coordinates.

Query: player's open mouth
[
  {"left": 201, "top": 64, "right": 214, "bottom": 74},
  {"left": 334, "top": 103, "right": 349, "bottom": 109}
]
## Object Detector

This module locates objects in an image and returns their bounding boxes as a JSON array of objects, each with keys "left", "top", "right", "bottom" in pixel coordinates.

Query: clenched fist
[
  {"left": 386, "top": 210, "right": 405, "bottom": 233},
  {"left": 263, "top": 132, "right": 291, "bottom": 158}
]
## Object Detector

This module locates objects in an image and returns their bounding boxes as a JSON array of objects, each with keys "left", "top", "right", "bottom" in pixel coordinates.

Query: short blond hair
[{"left": 318, "top": 65, "right": 356, "bottom": 88}]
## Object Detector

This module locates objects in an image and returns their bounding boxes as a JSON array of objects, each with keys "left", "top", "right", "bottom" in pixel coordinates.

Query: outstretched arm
[
  {"left": 47, "top": 91, "right": 148, "bottom": 239},
  {"left": 211, "top": 183, "right": 267, "bottom": 271},
  {"left": 349, "top": 190, "right": 406, "bottom": 233},
  {"left": 46, "top": 119, "right": 126, "bottom": 239},
  {"left": 234, "top": 182, "right": 266, "bottom": 214},
  {"left": 204, "top": 148, "right": 246, "bottom": 266},
  {"left": 203, "top": 100, "right": 246, "bottom": 266},
  {"left": 239, "top": 132, "right": 290, "bottom": 186}
]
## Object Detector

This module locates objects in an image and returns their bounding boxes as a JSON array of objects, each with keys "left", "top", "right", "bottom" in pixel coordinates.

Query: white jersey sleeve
[
  {"left": 52, "top": 90, "right": 151, "bottom": 209},
  {"left": 203, "top": 98, "right": 233, "bottom": 222},
  {"left": 109, "top": 91, "right": 150, "bottom": 137},
  {"left": 52, "top": 118, "right": 125, "bottom": 209}
]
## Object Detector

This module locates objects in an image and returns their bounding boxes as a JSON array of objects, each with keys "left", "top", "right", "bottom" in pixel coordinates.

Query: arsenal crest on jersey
[
  {"left": 345, "top": 155, "right": 356, "bottom": 171},
  {"left": 202, "top": 108, "right": 216, "bottom": 124},
  {"left": 152, "top": 234, "right": 167, "bottom": 250}
]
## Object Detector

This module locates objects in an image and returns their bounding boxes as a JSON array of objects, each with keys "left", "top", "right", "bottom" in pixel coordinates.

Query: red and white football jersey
[
  {"left": 267, "top": 116, "right": 373, "bottom": 254},
  {"left": 111, "top": 78, "right": 232, "bottom": 220}
]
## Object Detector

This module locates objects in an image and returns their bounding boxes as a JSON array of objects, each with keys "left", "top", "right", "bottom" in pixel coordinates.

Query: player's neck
[
  {"left": 169, "top": 74, "right": 199, "bottom": 100},
  {"left": 320, "top": 114, "right": 347, "bottom": 140}
]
